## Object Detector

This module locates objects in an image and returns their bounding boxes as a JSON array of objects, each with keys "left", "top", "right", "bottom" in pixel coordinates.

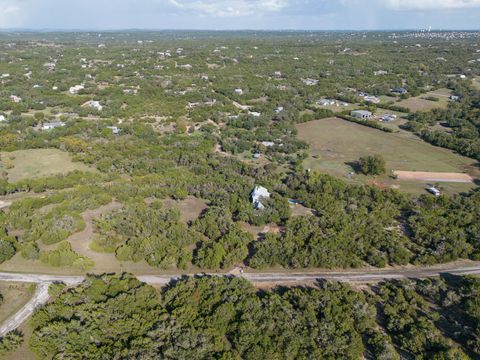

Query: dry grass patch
[{"left": 1, "top": 149, "right": 93, "bottom": 183}]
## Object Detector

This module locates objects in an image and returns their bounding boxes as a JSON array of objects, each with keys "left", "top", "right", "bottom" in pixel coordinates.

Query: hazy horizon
[{"left": 1, "top": 0, "right": 480, "bottom": 31}]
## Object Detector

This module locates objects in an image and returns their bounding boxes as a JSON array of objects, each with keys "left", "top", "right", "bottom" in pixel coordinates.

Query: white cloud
[
  {"left": 385, "top": 0, "right": 480, "bottom": 10},
  {"left": 0, "top": 1, "right": 24, "bottom": 28},
  {"left": 167, "top": 0, "right": 288, "bottom": 17}
]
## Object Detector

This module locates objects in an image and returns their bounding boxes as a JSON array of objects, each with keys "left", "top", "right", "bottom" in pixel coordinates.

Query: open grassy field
[
  {"left": 0, "top": 148, "right": 93, "bottom": 183},
  {"left": 396, "top": 88, "right": 451, "bottom": 112},
  {"left": 0, "top": 282, "right": 35, "bottom": 325},
  {"left": 473, "top": 77, "right": 480, "bottom": 90},
  {"left": 162, "top": 196, "right": 208, "bottom": 223},
  {"left": 296, "top": 117, "right": 478, "bottom": 195}
]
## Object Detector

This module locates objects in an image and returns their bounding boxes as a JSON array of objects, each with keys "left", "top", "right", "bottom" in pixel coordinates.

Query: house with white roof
[
  {"left": 69, "top": 84, "right": 84, "bottom": 95},
  {"left": 42, "top": 121, "right": 65, "bottom": 130},
  {"left": 251, "top": 186, "right": 270, "bottom": 210}
]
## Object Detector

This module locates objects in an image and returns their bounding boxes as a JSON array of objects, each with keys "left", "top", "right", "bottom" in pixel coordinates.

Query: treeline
[
  {"left": 28, "top": 273, "right": 480, "bottom": 359},
  {"left": 403, "top": 83, "right": 480, "bottom": 160}
]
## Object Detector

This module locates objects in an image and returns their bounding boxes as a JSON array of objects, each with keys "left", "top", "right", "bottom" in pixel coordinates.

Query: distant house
[
  {"left": 42, "top": 121, "right": 65, "bottom": 130},
  {"left": 302, "top": 78, "right": 319, "bottom": 86},
  {"left": 426, "top": 186, "right": 441, "bottom": 197},
  {"left": 234, "top": 88, "right": 244, "bottom": 95},
  {"left": 82, "top": 100, "right": 103, "bottom": 111},
  {"left": 253, "top": 153, "right": 261, "bottom": 160},
  {"left": 374, "top": 70, "right": 388, "bottom": 76},
  {"left": 449, "top": 95, "right": 460, "bottom": 101},
  {"left": 275, "top": 106, "right": 284, "bottom": 113},
  {"left": 364, "top": 96, "right": 381, "bottom": 104},
  {"left": 381, "top": 114, "right": 397, "bottom": 122},
  {"left": 351, "top": 110, "right": 373, "bottom": 119},
  {"left": 249, "top": 111, "right": 261, "bottom": 117},
  {"left": 251, "top": 185, "right": 270, "bottom": 210},
  {"left": 9, "top": 95, "right": 21, "bottom": 103},
  {"left": 0, "top": 115, "right": 6, "bottom": 122},
  {"left": 391, "top": 87, "right": 408, "bottom": 95},
  {"left": 69, "top": 84, "right": 84, "bottom": 95},
  {"left": 106, "top": 126, "right": 120, "bottom": 135},
  {"left": 317, "top": 99, "right": 336, "bottom": 106},
  {"left": 261, "top": 141, "right": 275, "bottom": 147},
  {"left": 459, "top": 74, "right": 467, "bottom": 80}
]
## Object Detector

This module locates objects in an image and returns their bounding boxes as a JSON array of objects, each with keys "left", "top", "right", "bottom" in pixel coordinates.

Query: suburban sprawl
[{"left": 0, "top": 30, "right": 479, "bottom": 359}]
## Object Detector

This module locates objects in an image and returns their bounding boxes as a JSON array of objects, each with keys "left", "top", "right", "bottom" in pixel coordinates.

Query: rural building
[
  {"left": 69, "top": 84, "right": 84, "bottom": 95},
  {"left": 251, "top": 185, "right": 270, "bottom": 210},
  {"left": 83, "top": 100, "right": 103, "bottom": 111},
  {"left": 107, "top": 126, "right": 120, "bottom": 135},
  {"left": 303, "top": 78, "right": 319, "bottom": 86},
  {"left": 249, "top": 111, "right": 261, "bottom": 117},
  {"left": 234, "top": 88, "right": 244, "bottom": 95},
  {"left": 253, "top": 153, "right": 261, "bottom": 160},
  {"left": 426, "top": 186, "right": 441, "bottom": 197},
  {"left": 392, "top": 87, "right": 408, "bottom": 95},
  {"left": 9, "top": 95, "right": 21, "bottom": 103},
  {"left": 275, "top": 106, "right": 284, "bottom": 113},
  {"left": 0, "top": 115, "right": 5, "bottom": 122},
  {"left": 364, "top": 96, "right": 380, "bottom": 104},
  {"left": 261, "top": 141, "right": 275, "bottom": 147},
  {"left": 317, "top": 99, "right": 336, "bottom": 106},
  {"left": 42, "top": 121, "right": 65, "bottom": 130},
  {"left": 449, "top": 95, "right": 460, "bottom": 101},
  {"left": 351, "top": 110, "right": 373, "bottom": 119},
  {"left": 381, "top": 114, "right": 397, "bottom": 122}
]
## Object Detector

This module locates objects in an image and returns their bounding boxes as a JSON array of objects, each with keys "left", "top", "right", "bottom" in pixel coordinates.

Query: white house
[
  {"left": 251, "top": 185, "right": 270, "bottom": 210},
  {"left": 302, "top": 78, "right": 319, "bottom": 86},
  {"left": 83, "top": 100, "right": 103, "bottom": 111},
  {"left": 426, "top": 186, "right": 441, "bottom": 197},
  {"left": 364, "top": 96, "right": 381, "bottom": 104},
  {"left": 42, "top": 122, "right": 65, "bottom": 130},
  {"left": 69, "top": 84, "right": 84, "bottom": 95},
  {"left": 317, "top": 99, "right": 336, "bottom": 106},
  {"left": 275, "top": 106, "right": 284, "bottom": 113},
  {"left": 261, "top": 141, "right": 275, "bottom": 147},
  {"left": 234, "top": 88, "right": 244, "bottom": 95},
  {"left": 249, "top": 111, "right": 261, "bottom": 117},
  {"left": 351, "top": 110, "right": 373, "bottom": 119},
  {"left": 106, "top": 126, "right": 120, "bottom": 135},
  {"left": 9, "top": 95, "right": 21, "bottom": 103},
  {"left": 0, "top": 115, "right": 6, "bottom": 122}
]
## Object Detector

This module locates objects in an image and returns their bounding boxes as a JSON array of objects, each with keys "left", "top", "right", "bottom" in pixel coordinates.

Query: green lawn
[
  {"left": 296, "top": 117, "right": 478, "bottom": 195},
  {"left": 0, "top": 148, "right": 94, "bottom": 183}
]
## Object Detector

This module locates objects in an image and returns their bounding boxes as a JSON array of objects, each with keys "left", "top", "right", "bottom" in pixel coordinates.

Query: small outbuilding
[{"left": 351, "top": 110, "right": 373, "bottom": 119}]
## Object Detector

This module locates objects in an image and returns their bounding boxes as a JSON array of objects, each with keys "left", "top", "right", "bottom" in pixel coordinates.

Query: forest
[{"left": 18, "top": 273, "right": 480, "bottom": 359}]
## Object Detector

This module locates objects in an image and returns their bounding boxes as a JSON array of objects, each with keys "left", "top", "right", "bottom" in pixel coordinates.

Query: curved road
[{"left": 1, "top": 261, "right": 480, "bottom": 336}]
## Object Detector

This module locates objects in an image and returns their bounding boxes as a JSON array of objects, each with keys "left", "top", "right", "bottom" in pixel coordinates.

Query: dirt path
[
  {"left": 0, "top": 283, "right": 49, "bottom": 337},
  {"left": 394, "top": 170, "right": 473, "bottom": 183},
  {"left": 67, "top": 201, "right": 122, "bottom": 272}
]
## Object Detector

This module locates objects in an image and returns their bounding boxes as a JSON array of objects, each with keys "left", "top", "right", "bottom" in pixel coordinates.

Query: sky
[{"left": 0, "top": 0, "right": 479, "bottom": 30}]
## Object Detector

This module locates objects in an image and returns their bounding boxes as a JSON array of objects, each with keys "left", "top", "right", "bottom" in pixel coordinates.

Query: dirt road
[
  {"left": 394, "top": 170, "right": 473, "bottom": 183},
  {"left": 1, "top": 262, "right": 480, "bottom": 334},
  {"left": 0, "top": 282, "right": 50, "bottom": 337}
]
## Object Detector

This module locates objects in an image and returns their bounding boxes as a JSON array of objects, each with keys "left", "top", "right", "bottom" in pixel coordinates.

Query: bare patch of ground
[
  {"left": 394, "top": 171, "right": 473, "bottom": 183},
  {"left": 162, "top": 196, "right": 208, "bottom": 223}
]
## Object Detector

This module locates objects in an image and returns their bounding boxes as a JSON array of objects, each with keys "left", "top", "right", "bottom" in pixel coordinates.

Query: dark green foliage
[
  {"left": 358, "top": 154, "right": 387, "bottom": 175},
  {"left": 193, "top": 207, "right": 253, "bottom": 269},
  {"left": 94, "top": 201, "right": 195, "bottom": 269},
  {"left": 29, "top": 273, "right": 161, "bottom": 359},
  {"left": 0, "top": 331, "right": 24, "bottom": 356},
  {"left": 30, "top": 274, "right": 375, "bottom": 360}
]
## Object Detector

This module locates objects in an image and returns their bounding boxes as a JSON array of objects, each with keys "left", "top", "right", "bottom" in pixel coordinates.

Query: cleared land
[
  {"left": 296, "top": 117, "right": 478, "bottom": 194},
  {"left": 163, "top": 196, "right": 208, "bottom": 223},
  {"left": 397, "top": 88, "right": 451, "bottom": 112},
  {"left": 0, "top": 282, "right": 35, "bottom": 325},
  {"left": 0, "top": 148, "right": 93, "bottom": 183},
  {"left": 394, "top": 171, "right": 473, "bottom": 183}
]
